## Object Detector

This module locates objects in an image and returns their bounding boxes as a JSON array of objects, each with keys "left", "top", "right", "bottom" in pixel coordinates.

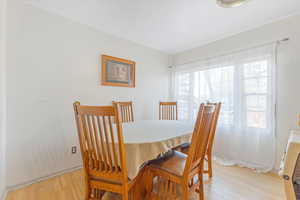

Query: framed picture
[{"left": 101, "top": 55, "right": 136, "bottom": 88}]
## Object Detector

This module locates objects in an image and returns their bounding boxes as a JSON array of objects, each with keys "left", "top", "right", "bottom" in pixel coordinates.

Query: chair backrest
[
  {"left": 73, "top": 102, "right": 128, "bottom": 184},
  {"left": 183, "top": 104, "right": 216, "bottom": 176},
  {"left": 206, "top": 102, "right": 222, "bottom": 154},
  {"left": 112, "top": 101, "right": 134, "bottom": 123},
  {"left": 159, "top": 102, "right": 178, "bottom": 120}
]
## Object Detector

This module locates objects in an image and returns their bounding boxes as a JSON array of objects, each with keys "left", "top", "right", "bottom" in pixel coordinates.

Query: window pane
[
  {"left": 246, "top": 95, "right": 267, "bottom": 111},
  {"left": 177, "top": 72, "right": 191, "bottom": 97},
  {"left": 178, "top": 99, "right": 189, "bottom": 120},
  {"left": 221, "top": 111, "right": 234, "bottom": 126},
  {"left": 244, "top": 78, "right": 268, "bottom": 94},
  {"left": 247, "top": 111, "right": 266, "bottom": 129},
  {"left": 194, "top": 66, "right": 235, "bottom": 125},
  {"left": 244, "top": 60, "right": 268, "bottom": 78}
]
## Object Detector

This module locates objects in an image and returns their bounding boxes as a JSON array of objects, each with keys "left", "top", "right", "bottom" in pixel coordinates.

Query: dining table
[{"left": 120, "top": 120, "right": 195, "bottom": 180}]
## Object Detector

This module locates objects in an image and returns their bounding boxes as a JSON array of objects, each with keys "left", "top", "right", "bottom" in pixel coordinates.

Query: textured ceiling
[{"left": 28, "top": 0, "right": 300, "bottom": 53}]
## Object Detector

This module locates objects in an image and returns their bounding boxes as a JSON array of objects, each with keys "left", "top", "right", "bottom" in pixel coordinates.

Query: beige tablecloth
[{"left": 122, "top": 120, "right": 194, "bottom": 179}]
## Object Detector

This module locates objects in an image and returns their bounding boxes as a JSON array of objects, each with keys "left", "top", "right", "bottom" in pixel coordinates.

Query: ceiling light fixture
[{"left": 217, "top": 0, "right": 250, "bottom": 8}]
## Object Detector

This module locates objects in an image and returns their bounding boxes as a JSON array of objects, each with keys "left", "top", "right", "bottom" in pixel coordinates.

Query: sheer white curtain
[{"left": 172, "top": 44, "right": 277, "bottom": 172}]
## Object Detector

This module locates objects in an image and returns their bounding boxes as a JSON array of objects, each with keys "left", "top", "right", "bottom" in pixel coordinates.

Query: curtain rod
[{"left": 171, "top": 37, "right": 290, "bottom": 68}]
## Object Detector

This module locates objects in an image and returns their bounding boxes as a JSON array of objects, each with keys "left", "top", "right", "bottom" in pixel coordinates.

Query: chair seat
[
  {"left": 173, "top": 143, "right": 190, "bottom": 154},
  {"left": 149, "top": 150, "right": 187, "bottom": 177},
  {"left": 102, "top": 192, "right": 121, "bottom": 200}
]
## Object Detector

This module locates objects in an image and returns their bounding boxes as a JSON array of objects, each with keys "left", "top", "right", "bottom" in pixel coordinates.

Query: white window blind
[{"left": 172, "top": 44, "right": 277, "bottom": 172}]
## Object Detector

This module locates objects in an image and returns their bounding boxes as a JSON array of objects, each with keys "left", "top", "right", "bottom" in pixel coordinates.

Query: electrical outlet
[{"left": 71, "top": 146, "right": 77, "bottom": 154}]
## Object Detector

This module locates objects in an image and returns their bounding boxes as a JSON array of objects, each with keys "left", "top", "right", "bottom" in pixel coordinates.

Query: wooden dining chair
[
  {"left": 159, "top": 101, "right": 178, "bottom": 120},
  {"left": 146, "top": 104, "right": 217, "bottom": 200},
  {"left": 73, "top": 101, "right": 141, "bottom": 200},
  {"left": 112, "top": 101, "right": 134, "bottom": 123},
  {"left": 180, "top": 102, "right": 221, "bottom": 178}
]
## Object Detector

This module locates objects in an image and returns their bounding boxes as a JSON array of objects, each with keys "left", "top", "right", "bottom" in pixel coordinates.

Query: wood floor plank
[{"left": 5, "top": 163, "right": 285, "bottom": 200}]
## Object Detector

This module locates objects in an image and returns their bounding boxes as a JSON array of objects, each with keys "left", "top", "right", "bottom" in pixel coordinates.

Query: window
[
  {"left": 172, "top": 44, "right": 277, "bottom": 172},
  {"left": 173, "top": 51, "right": 275, "bottom": 131},
  {"left": 243, "top": 60, "right": 270, "bottom": 129}
]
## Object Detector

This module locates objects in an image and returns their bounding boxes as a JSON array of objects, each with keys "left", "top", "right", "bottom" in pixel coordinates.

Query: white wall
[
  {"left": 173, "top": 14, "right": 300, "bottom": 170},
  {"left": 6, "top": 1, "right": 170, "bottom": 187},
  {"left": 0, "top": 0, "right": 7, "bottom": 198}
]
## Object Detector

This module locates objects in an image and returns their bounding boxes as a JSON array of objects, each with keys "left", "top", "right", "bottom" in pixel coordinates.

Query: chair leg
[
  {"left": 122, "top": 192, "right": 129, "bottom": 200},
  {"left": 85, "top": 187, "right": 91, "bottom": 200},
  {"left": 207, "top": 152, "right": 213, "bottom": 178},
  {"left": 198, "top": 172, "right": 204, "bottom": 200},
  {"left": 84, "top": 171, "right": 91, "bottom": 200},
  {"left": 182, "top": 184, "right": 189, "bottom": 200}
]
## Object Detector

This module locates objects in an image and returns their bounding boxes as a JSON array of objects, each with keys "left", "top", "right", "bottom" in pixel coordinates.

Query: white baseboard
[{"left": 6, "top": 165, "right": 83, "bottom": 193}]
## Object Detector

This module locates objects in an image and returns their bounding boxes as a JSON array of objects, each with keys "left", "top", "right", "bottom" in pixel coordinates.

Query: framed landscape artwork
[{"left": 101, "top": 55, "right": 136, "bottom": 88}]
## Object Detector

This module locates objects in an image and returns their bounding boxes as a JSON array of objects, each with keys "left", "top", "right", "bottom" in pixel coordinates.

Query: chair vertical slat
[
  {"left": 91, "top": 116, "right": 101, "bottom": 170},
  {"left": 174, "top": 106, "right": 176, "bottom": 120},
  {"left": 82, "top": 115, "right": 95, "bottom": 168},
  {"left": 87, "top": 115, "right": 98, "bottom": 169},
  {"left": 159, "top": 105, "right": 161, "bottom": 120},
  {"left": 166, "top": 106, "right": 169, "bottom": 120},
  {"left": 163, "top": 179, "right": 167, "bottom": 197},
  {"left": 158, "top": 177, "right": 162, "bottom": 198},
  {"left": 94, "top": 116, "right": 104, "bottom": 171},
  {"left": 121, "top": 107, "right": 124, "bottom": 122},
  {"left": 166, "top": 180, "right": 170, "bottom": 197},
  {"left": 176, "top": 105, "right": 178, "bottom": 120},
  {"left": 102, "top": 116, "right": 113, "bottom": 171},
  {"left": 97, "top": 116, "right": 108, "bottom": 171},
  {"left": 173, "top": 106, "right": 175, "bottom": 120},
  {"left": 130, "top": 105, "right": 134, "bottom": 122},
  {"left": 108, "top": 116, "right": 119, "bottom": 170},
  {"left": 81, "top": 115, "right": 92, "bottom": 154},
  {"left": 123, "top": 106, "right": 126, "bottom": 122},
  {"left": 165, "top": 106, "right": 167, "bottom": 120},
  {"left": 126, "top": 106, "right": 129, "bottom": 122},
  {"left": 128, "top": 106, "right": 130, "bottom": 122},
  {"left": 127, "top": 106, "right": 129, "bottom": 122},
  {"left": 126, "top": 107, "right": 131, "bottom": 121},
  {"left": 124, "top": 106, "right": 127, "bottom": 122}
]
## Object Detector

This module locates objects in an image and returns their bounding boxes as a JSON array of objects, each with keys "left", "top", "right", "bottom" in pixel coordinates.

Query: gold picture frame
[{"left": 101, "top": 55, "right": 136, "bottom": 88}]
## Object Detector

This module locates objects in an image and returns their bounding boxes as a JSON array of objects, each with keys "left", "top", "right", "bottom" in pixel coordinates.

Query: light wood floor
[{"left": 6, "top": 164, "right": 285, "bottom": 200}]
